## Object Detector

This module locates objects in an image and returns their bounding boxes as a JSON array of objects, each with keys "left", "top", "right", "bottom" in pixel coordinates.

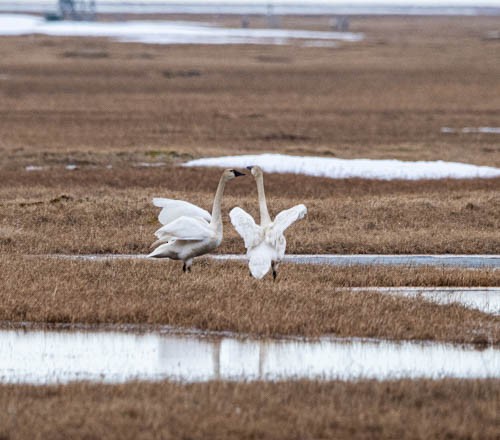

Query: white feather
[
  {"left": 266, "top": 204, "right": 307, "bottom": 251},
  {"left": 229, "top": 207, "right": 263, "bottom": 249},
  {"left": 153, "top": 198, "right": 211, "bottom": 225},
  {"left": 154, "top": 216, "right": 214, "bottom": 241},
  {"left": 248, "top": 243, "right": 274, "bottom": 279}
]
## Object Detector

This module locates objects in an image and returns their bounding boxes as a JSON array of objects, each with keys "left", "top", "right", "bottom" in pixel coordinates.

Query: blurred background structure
[{"left": 59, "top": 0, "right": 96, "bottom": 20}]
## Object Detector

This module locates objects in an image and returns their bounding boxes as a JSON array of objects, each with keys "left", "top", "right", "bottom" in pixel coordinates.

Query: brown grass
[
  {"left": 1, "top": 16, "right": 499, "bottom": 255},
  {"left": 0, "top": 16, "right": 499, "bottom": 167},
  {"left": 1, "top": 256, "right": 498, "bottom": 343},
  {"left": 1, "top": 169, "right": 499, "bottom": 255},
  {"left": 1, "top": 379, "right": 498, "bottom": 439}
]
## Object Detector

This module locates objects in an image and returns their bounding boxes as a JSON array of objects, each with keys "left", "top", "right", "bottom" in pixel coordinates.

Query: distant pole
[
  {"left": 58, "top": 0, "right": 96, "bottom": 21},
  {"left": 266, "top": 2, "right": 279, "bottom": 28}
]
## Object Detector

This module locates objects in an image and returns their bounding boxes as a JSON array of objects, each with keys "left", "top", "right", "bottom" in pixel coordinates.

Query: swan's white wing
[
  {"left": 229, "top": 207, "right": 263, "bottom": 249},
  {"left": 154, "top": 216, "right": 214, "bottom": 241},
  {"left": 153, "top": 198, "right": 211, "bottom": 225},
  {"left": 248, "top": 243, "right": 273, "bottom": 279},
  {"left": 270, "top": 204, "right": 307, "bottom": 235},
  {"left": 265, "top": 204, "right": 307, "bottom": 254}
]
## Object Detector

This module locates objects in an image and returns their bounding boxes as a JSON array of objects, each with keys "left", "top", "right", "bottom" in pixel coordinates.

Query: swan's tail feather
[
  {"left": 249, "top": 253, "right": 272, "bottom": 279},
  {"left": 147, "top": 242, "right": 173, "bottom": 258},
  {"left": 150, "top": 236, "right": 173, "bottom": 248}
]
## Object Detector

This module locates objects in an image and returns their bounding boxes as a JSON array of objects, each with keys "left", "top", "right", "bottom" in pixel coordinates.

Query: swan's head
[
  {"left": 223, "top": 169, "right": 245, "bottom": 180},
  {"left": 246, "top": 165, "right": 263, "bottom": 178}
]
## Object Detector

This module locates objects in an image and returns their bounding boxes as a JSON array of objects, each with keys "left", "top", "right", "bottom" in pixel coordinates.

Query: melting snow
[
  {"left": 25, "top": 165, "right": 44, "bottom": 171},
  {"left": 441, "top": 127, "right": 500, "bottom": 134},
  {"left": 184, "top": 154, "right": 500, "bottom": 180},
  {"left": 0, "top": 14, "right": 363, "bottom": 45}
]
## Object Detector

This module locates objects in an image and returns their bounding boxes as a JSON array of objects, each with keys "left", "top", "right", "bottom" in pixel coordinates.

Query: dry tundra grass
[
  {"left": 1, "top": 256, "right": 498, "bottom": 343},
  {"left": 0, "top": 15, "right": 499, "bottom": 440},
  {"left": 0, "top": 17, "right": 499, "bottom": 167},
  {"left": 1, "top": 379, "right": 498, "bottom": 440},
  {"left": 0, "top": 16, "right": 499, "bottom": 255},
  {"left": 1, "top": 169, "right": 499, "bottom": 255}
]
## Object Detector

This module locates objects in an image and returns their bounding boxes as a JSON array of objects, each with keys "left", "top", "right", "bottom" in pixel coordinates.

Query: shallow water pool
[{"left": 0, "top": 328, "right": 498, "bottom": 384}]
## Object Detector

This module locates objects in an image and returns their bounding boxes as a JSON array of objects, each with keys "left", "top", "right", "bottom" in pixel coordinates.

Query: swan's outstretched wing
[
  {"left": 270, "top": 204, "right": 307, "bottom": 235},
  {"left": 248, "top": 243, "right": 273, "bottom": 279},
  {"left": 153, "top": 198, "right": 211, "bottom": 225},
  {"left": 229, "top": 207, "right": 263, "bottom": 249},
  {"left": 154, "top": 216, "right": 214, "bottom": 241},
  {"left": 265, "top": 204, "right": 307, "bottom": 252}
]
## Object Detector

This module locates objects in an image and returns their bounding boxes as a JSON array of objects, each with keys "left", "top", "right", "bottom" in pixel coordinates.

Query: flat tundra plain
[{"left": 0, "top": 15, "right": 499, "bottom": 440}]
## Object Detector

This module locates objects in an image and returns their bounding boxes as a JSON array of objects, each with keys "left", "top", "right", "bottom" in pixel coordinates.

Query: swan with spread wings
[
  {"left": 230, "top": 166, "right": 307, "bottom": 280},
  {"left": 149, "top": 168, "right": 245, "bottom": 272}
]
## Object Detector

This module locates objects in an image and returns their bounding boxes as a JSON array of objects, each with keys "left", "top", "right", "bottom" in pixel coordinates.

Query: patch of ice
[
  {"left": 65, "top": 164, "right": 78, "bottom": 171},
  {"left": 441, "top": 127, "right": 500, "bottom": 134},
  {"left": 134, "top": 162, "right": 167, "bottom": 168},
  {"left": 184, "top": 154, "right": 500, "bottom": 180},
  {"left": 0, "top": 14, "right": 363, "bottom": 46},
  {"left": 25, "top": 165, "right": 44, "bottom": 171}
]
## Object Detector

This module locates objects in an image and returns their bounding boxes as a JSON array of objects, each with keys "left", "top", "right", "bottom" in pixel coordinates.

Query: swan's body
[
  {"left": 148, "top": 169, "right": 244, "bottom": 272},
  {"left": 230, "top": 166, "right": 307, "bottom": 279}
]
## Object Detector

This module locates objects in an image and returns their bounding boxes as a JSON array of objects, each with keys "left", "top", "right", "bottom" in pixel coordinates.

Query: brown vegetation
[
  {"left": 0, "top": 16, "right": 499, "bottom": 439},
  {"left": 1, "top": 16, "right": 500, "bottom": 168},
  {"left": 1, "top": 16, "right": 499, "bottom": 255},
  {"left": 1, "top": 379, "right": 498, "bottom": 440},
  {"left": 1, "top": 256, "right": 498, "bottom": 343},
  {"left": 1, "top": 169, "right": 499, "bottom": 255}
]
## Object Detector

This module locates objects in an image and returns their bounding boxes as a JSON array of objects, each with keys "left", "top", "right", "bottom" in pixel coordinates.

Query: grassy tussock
[
  {"left": 1, "top": 379, "right": 498, "bottom": 440},
  {"left": 1, "top": 256, "right": 498, "bottom": 343}
]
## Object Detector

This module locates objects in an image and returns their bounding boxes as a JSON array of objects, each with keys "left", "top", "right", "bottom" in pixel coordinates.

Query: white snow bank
[
  {"left": 0, "top": 14, "right": 363, "bottom": 45},
  {"left": 184, "top": 154, "right": 500, "bottom": 180},
  {"left": 441, "top": 127, "right": 500, "bottom": 134}
]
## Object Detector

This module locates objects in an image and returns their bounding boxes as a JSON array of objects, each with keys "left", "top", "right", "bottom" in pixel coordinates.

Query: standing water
[{"left": 0, "top": 328, "right": 498, "bottom": 384}]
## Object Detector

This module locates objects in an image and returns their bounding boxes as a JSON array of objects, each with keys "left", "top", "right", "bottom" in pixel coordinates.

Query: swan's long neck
[
  {"left": 256, "top": 174, "right": 272, "bottom": 226},
  {"left": 210, "top": 175, "right": 227, "bottom": 231}
]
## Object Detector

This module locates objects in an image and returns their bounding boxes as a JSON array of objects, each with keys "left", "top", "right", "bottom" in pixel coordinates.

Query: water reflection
[{"left": 0, "top": 329, "right": 498, "bottom": 384}]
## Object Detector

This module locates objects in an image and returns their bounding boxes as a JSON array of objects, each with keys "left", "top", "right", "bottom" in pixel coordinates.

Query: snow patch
[
  {"left": 0, "top": 14, "right": 363, "bottom": 46},
  {"left": 25, "top": 165, "right": 44, "bottom": 172},
  {"left": 441, "top": 127, "right": 500, "bottom": 134},
  {"left": 184, "top": 154, "right": 500, "bottom": 180}
]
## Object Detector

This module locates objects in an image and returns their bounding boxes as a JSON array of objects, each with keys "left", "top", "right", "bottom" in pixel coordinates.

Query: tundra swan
[
  {"left": 230, "top": 166, "right": 307, "bottom": 280},
  {"left": 148, "top": 168, "right": 245, "bottom": 272}
]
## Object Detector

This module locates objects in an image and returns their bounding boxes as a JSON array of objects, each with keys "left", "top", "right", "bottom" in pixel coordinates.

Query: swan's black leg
[
  {"left": 272, "top": 262, "right": 277, "bottom": 281},
  {"left": 182, "top": 262, "right": 187, "bottom": 273}
]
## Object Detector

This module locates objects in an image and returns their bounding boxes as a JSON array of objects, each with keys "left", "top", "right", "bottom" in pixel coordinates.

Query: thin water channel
[
  {"left": 1, "top": 328, "right": 498, "bottom": 384},
  {"left": 49, "top": 253, "right": 500, "bottom": 268}
]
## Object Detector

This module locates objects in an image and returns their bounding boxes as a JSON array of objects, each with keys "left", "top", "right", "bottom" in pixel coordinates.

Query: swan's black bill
[
  {"left": 246, "top": 166, "right": 254, "bottom": 171},
  {"left": 232, "top": 170, "right": 245, "bottom": 177}
]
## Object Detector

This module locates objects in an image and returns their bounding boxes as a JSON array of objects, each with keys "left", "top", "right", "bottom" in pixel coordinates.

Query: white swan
[
  {"left": 148, "top": 168, "right": 245, "bottom": 272},
  {"left": 230, "top": 165, "right": 307, "bottom": 280}
]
